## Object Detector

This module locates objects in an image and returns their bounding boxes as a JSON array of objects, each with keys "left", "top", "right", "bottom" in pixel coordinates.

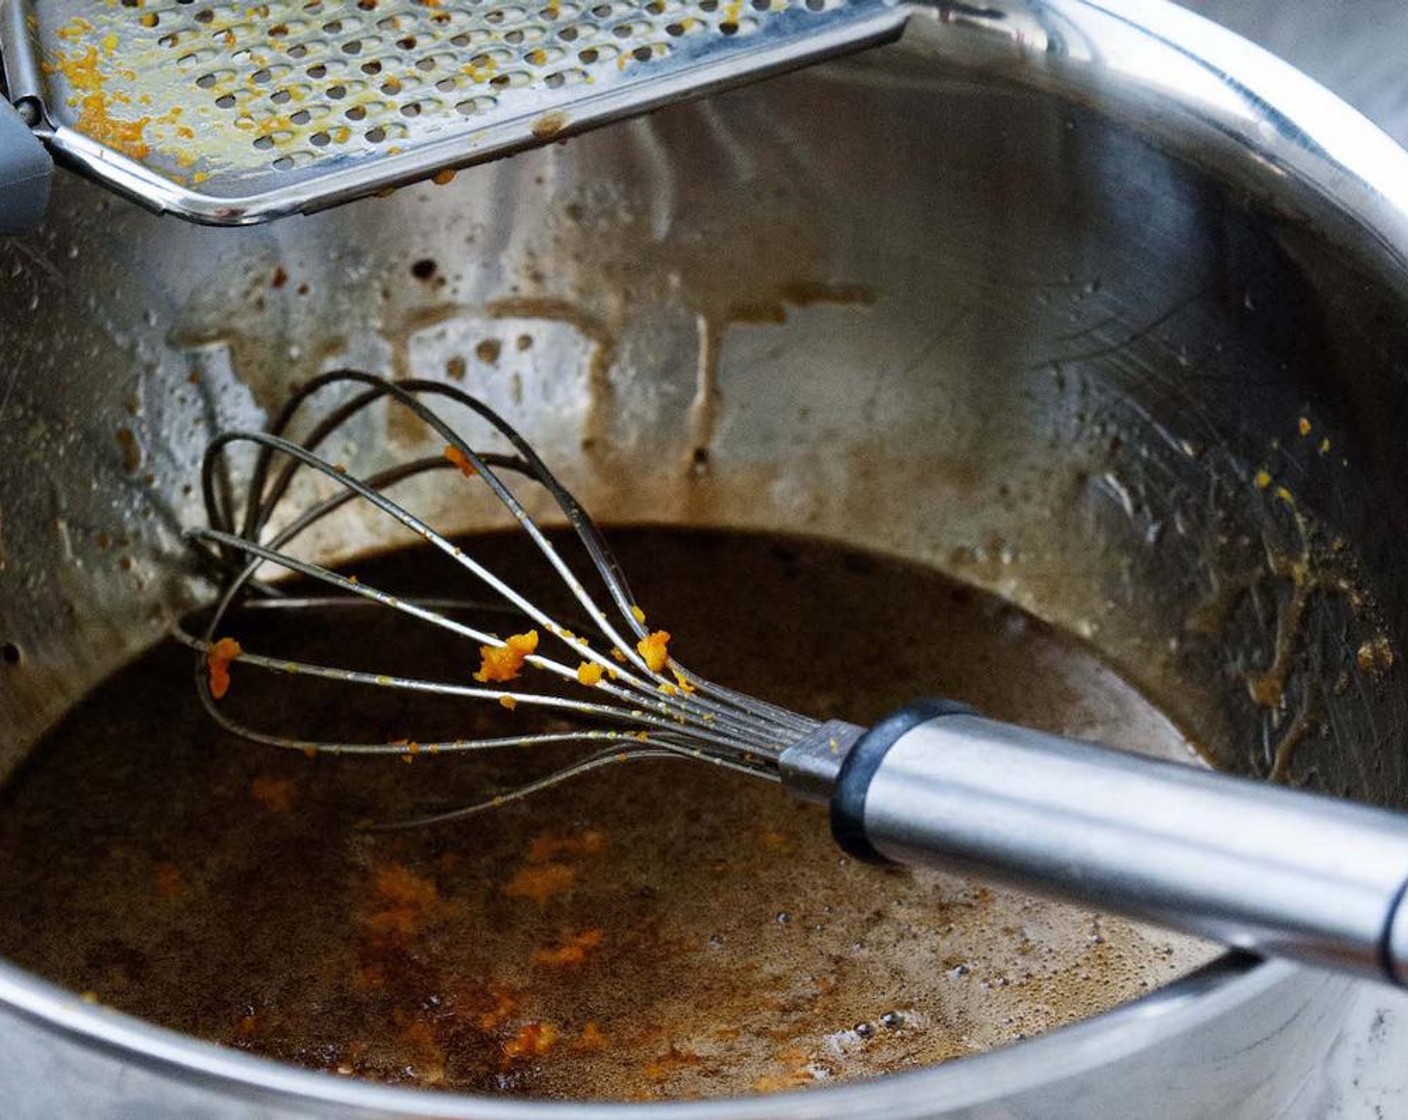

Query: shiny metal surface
[
  {"left": 0, "top": 97, "right": 49, "bottom": 234},
  {"left": 778, "top": 719, "right": 866, "bottom": 804},
  {"left": 4, "top": 0, "right": 1408, "bottom": 1114},
  {"left": 0, "top": 0, "right": 905, "bottom": 222},
  {"left": 852, "top": 713, "right": 1408, "bottom": 984},
  {"left": 1178, "top": 0, "right": 1408, "bottom": 149}
]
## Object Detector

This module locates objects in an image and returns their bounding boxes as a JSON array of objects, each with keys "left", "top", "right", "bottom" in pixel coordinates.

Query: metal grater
[{"left": 0, "top": 0, "right": 906, "bottom": 225}]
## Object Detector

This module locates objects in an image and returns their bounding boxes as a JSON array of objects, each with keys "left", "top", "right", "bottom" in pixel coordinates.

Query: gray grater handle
[{"left": 0, "top": 99, "right": 50, "bottom": 235}]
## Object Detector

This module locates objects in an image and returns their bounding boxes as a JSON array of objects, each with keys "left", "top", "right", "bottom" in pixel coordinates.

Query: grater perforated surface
[{"left": 2, "top": 0, "right": 905, "bottom": 222}]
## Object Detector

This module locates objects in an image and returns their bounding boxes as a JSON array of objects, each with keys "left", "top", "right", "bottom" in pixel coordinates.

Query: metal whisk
[
  {"left": 182, "top": 370, "right": 1408, "bottom": 990},
  {"left": 180, "top": 369, "right": 826, "bottom": 824}
]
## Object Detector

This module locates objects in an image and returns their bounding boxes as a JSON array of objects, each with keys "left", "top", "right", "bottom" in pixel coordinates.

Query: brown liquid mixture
[{"left": 0, "top": 528, "right": 1215, "bottom": 1100}]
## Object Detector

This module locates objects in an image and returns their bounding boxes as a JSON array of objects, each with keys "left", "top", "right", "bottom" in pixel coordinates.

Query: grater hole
[
  {"left": 719, "top": 20, "right": 738, "bottom": 33},
  {"left": 397, "top": 35, "right": 418, "bottom": 49},
  {"left": 271, "top": 89, "right": 292, "bottom": 104},
  {"left": 196, "top": 72, "right": 217, "bottom": 88},
  {"left": 215, "top": 93, "right": 237, "bottom": 108},
  {"left": 401, "top": 102, "right": 421, "bottom": 117},
  {"left": 308, "top": 63, "right": 328, "bottom": 78},
  {"left": 370, "top": 121, "right": 409, "bottom": 141},
  {"left": 415, "top": 57, "right": 436, "bottom": 71},
  {"left": 328, "top": 84, "right": 347, "bottom": 99},
  {"left": 252, "top": 68, "right": 273, "bottom": 84},
  {"left": 805, "top": 0, "right": 824, "bottom": 9},
  {"left": 180, "top": 48, "right": 222, "bottom": 68},
  {"left": 456, "top": 95, "right": 497, "bottom": 115},
  {"left": 489, "top": 69, "right": 531, "bottom": 88},
  {"left": 358, "top": 0, "right": 379, "bottom": 8},
  {"left": 194, "top": 8, "right": 214, "bottom": 23},
  {"left": 435, "top": 77, "right": 457, "bottom": 92},
  {"left": 165, "top": 36, "right": 185, "bottom": 51},
  {"left": 253, "top": 135, "right": 275, "bottom": 150},
  {"left": 289, "top": 43, "right": 309, "bottom": 58},
  {"left": 290, "top": 109, "right": 313, "bottom": 124},
  {"left": 310, "top": 130, "right": 332, "bottom": 146},
  {"left": 342, "top": 38, "right": 363, "bottom": 54},
  {"left": 346, "top": 105, "right": 367, "bottom": 121},
  {"left": 272, "top": 155, "right": 295, "bottom": 171},
  {"left": 362, "top": 60, "right": 383, "bottom": 74},
  {"left": 548, "top": 67, "right": 588, "bottom": 86}
]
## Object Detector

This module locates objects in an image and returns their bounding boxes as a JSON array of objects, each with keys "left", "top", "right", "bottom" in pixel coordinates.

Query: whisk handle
[{"left": 786, "top": 706, "right": 1408, "bottom": 987}]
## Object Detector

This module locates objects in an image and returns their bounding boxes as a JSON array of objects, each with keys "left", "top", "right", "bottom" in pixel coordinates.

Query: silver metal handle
[{"left": 780, "top": 709, "right": 1408, "bottom": 986}]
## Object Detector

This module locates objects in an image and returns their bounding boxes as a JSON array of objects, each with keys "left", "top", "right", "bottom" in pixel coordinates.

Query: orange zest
[
  {"left": 532, "top": 928, "right": 604, "bottom": 968},
  {"left": 206, "top": 637, "right": 243, "bottom": 700},
  {"left": 250, "top": 776, "right": 295, "bottom": 813},
  {"left": 443, "top": 445, "right": 476, "bottom": 477},
  {"left": 502, "top": 862, "right": 575, "bottom": 904},
  {"left": 527, "top": 829, "right": 606, "bottom": 862},
  {"left": 503, "top": 1021, "right": 558, "bottom": 1061},
  {"left": 576, "top": 661, "right": 604, "bottom": 687},
  {"left": 636, "top": 630, "right": 671, "bottom": 673},
  {"left": 474, "top": 630, "right": 539, "bottom": 682},
  {"left": 571, "top": 1021, "right": 609, "bottom": 1053}
]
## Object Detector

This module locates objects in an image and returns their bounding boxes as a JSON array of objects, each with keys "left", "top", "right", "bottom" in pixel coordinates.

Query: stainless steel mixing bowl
[{"left": 4, "top": 0, "right": 1408, "bottom": 1115}]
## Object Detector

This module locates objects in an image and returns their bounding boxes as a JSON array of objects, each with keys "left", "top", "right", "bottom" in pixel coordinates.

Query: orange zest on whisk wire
[
  {"left": 206, "top": 637, "right": 243, "bottom": 699},
  {"left": 636, "top": 630, "right": 671, "bottom": 673},
  {"left": 474, "top": 631, "right": 539, "bottom": 683},
  {"left": 443, "top": 445, "right": 477, "bottom": 477}
]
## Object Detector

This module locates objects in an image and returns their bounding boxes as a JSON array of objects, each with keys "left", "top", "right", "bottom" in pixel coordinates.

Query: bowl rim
[{"left": 0, "top": 952, "right": 1321, "bottom": 1118}]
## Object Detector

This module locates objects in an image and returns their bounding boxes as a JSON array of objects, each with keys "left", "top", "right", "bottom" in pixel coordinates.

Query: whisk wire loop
[{"left": 181, "top": 372, "right": 815, "bottom": 820}]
